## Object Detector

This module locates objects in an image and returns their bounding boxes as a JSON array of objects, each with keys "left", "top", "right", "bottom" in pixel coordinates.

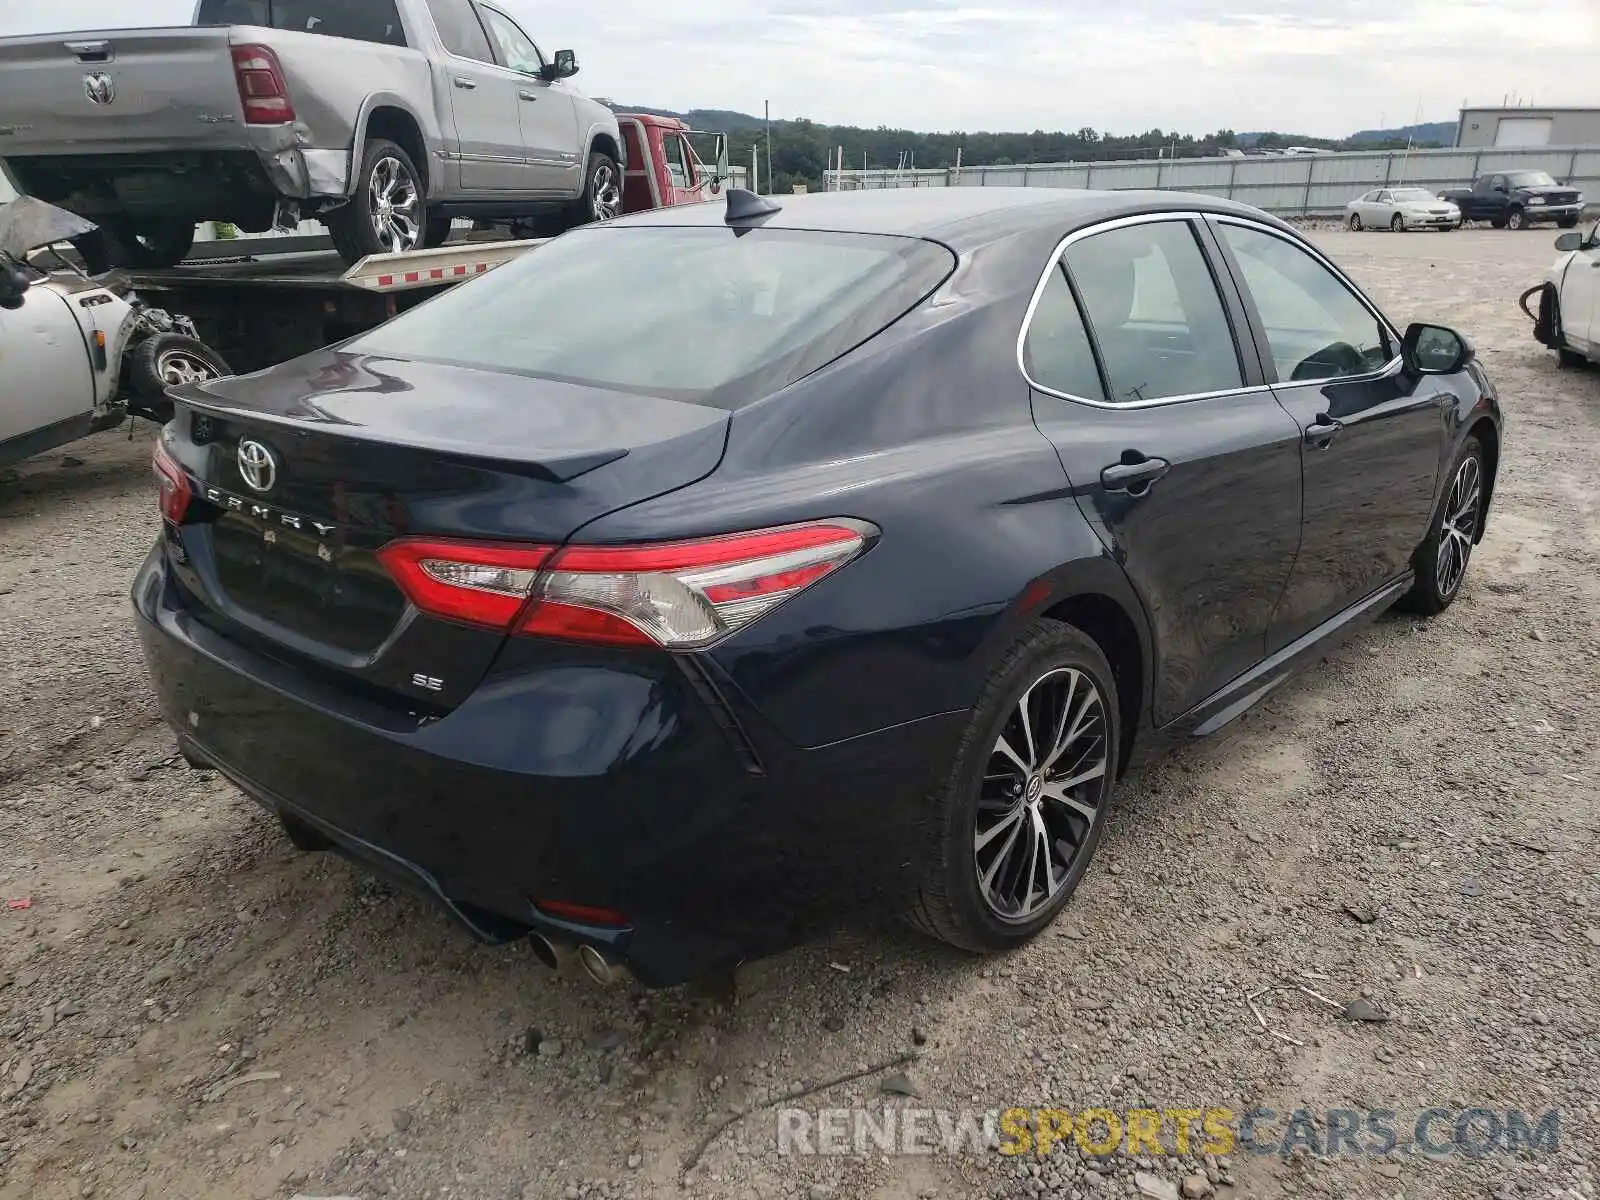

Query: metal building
[{"left": 1455, "top": 106, "right": 1600, "bottom": 149}]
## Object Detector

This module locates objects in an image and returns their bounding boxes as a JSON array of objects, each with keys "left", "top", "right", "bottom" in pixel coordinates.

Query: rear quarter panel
[{"left": 260, "top": 31, "right": 441, "bottom": 157}]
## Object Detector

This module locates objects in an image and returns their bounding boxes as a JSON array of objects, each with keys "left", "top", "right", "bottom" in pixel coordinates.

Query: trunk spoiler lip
[{"left": 169, "top": 387, "right": 631, "bottom": 484}]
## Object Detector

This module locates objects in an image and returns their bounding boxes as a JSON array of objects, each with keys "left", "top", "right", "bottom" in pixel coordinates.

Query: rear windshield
[
  {"left": 196, "top": 0, "right": 407, "bottom": 45},
  {"left": 349, "top": 226, "right": 957, "bottom": 408}
]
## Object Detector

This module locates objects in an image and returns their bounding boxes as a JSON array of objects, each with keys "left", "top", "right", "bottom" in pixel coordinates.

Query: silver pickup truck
[{"left": 0, "top": 0, "right": 623, "bottom": 267}]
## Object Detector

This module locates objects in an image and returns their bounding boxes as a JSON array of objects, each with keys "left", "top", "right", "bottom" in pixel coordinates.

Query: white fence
[{"left": 827, "top": 145, "right": 1600, "bottom": 216}]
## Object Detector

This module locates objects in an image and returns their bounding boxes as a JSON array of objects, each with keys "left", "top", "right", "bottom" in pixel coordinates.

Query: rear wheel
[
  {"left": 1348, "top": 213, "right": 1363, "bottom": 231},
  {"left": 327, "top": 138, "right": 425, "bottom": 264},
  {"left": 1399, "top": 436, "right": 1484, "bottom": 615},
  {"left": 1390, "top": 213, "right": 1405, "bottom": 232},
  {"left": 1506, "top": 207, "right": 1527, "bottom": 231},
  {"left": 1490, "top": 216, "right": 1508, "bottom": 229},
  {"left": 907, "top": 619, "right": 1119, "bottom": 953}
]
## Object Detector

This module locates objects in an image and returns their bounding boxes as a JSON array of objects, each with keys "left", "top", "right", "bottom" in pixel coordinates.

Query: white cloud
[{"left": 0, "top": 0, "right": 1594, "bottom": 136}]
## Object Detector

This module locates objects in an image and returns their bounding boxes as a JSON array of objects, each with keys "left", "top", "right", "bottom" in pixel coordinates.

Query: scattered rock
[
  {"left": 911, "top": 1026, "right": 928, "bottom": 1046},
  {"left": 1343, "top": 902, "right": 1378, "bottom": 924},
  {"left": 822, "top": 1013, "right": 845, "bottom": 1033},
  {"left": 1135, "top": 1172, "right": 1180, "bottom": 1200},
  {"left": 879, "top": 1071, "right": 918, "bottom": 1097},
  {"left": 1460, "top": 879, "right": 1483, "bottom": 897},
  {"left": 538, "top": 1038, "right": 564, "bottom": 1059},
  {"left": 391, "top": 1108, "right": 412, "bottom": 1133},
  {"left": 1246, "top": 831, "right": 1266, "bottom": 845},
  {"left": 1584, "top": 928, "right": 1600, "bottom": 947},
  {"left": 626, "top": 1154, "right": 642, "bottom": 1169},
  {"left": 807, "top": 1186, "right": 833, "bottom": 1200},
  {"left": 61, "top": 455, "right": 85, "bottom": 468},
  {"left": 1181, "top": 1175, "right": 1214, "bottom": 1199},
  {"left": 1342, "top": 998, "right": 1389, "bottom": 1023}
]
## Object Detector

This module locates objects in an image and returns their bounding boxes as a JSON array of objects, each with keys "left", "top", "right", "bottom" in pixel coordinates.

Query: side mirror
[
  {"left": 0, "top": 261, "right": 30, "bottom": 310},
  {"left": 1555, "top": 231, "right": 1585, "bottom": 252},
  {"left": 544, "top": 49, "right": 577, "bottom": 79},
  {"left": 713, "top": 133, "right": 729, "bottom": 183},
  {"left": 1403, "top": 322, "right": 1473, "bottom": 375}
]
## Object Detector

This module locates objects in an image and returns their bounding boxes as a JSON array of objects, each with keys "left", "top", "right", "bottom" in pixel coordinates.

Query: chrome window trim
[{"left": 1016, "top": 209, "right": 1402, "bottom": 410}]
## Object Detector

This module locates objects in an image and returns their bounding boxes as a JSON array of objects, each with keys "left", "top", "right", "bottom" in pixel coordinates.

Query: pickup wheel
[
  {"left": 423, "top": 216, "right": 454, "bottom": 248},
  {"left": 126, "top": 334, "right": 233, "bottom": 423},
  {"left": 566, "top": 151, "right": 623, "bottom": 229},
  {"left": 1506, "top": 207, "right": 1527, "bottom": 231},
  {"left": 1490, "top": 216, "right": 1508, "bottom": 229},
  {"left": 327, "top": 138, "right": 425, "bottom": 265}
]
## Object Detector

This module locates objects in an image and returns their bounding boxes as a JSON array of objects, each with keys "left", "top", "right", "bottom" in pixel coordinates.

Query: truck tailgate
[{"left": 0, "top": 27, "right": 247, "bottom": 156}]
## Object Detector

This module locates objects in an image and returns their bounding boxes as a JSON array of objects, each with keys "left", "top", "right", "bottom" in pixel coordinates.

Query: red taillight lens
[
  {"left": 375, "top": 521, "right": 872, "bottom": 646},
  {"left": 376, "top": 539, "right": 553, "bottom": 630},
  {"left": 152, "top": 440, "right": 191, "bottom": 523},
  {"left": 522, "top": 522, "right": 871, "bottom": 648},
  {"left": 231, "top": 44, "right": 296, "bottom": 124}
]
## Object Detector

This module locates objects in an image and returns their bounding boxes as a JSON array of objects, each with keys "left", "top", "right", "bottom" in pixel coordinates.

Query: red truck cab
[{"left": 616, "top": 114, "right": 726, "bottom": 214}]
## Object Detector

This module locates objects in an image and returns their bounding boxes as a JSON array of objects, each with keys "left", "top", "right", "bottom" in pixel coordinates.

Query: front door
[
  {"left": 476, "top": 5, "right": 579, "bottom": 193},
  {"left": 1562, "top": 223, "right": 1600, "bottom": 351},
  {"left": 0, "top": 283, "right": 92, "bottom": 446},
  {"left": 1022, "top": 214, "right": 1305, "bottom": 725},
  {"left": 1208, "top": 217, "right": 1448, "bottom": 648}
]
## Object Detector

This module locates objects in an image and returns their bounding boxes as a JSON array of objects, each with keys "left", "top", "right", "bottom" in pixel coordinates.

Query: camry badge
[{"left": 237, "top": 439, "right": 278, "bottom": 493}]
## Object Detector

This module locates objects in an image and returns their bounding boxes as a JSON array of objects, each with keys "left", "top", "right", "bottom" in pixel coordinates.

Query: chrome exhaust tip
[
  {"left": 577, "top": 943, "right": 626, "bottom": 986},
  {"left": 528, "top": 932, "right": 562, "bottom": 970}
]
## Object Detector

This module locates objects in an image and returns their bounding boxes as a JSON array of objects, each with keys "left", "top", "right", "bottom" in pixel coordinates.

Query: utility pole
[{"left": 764, "top": 100, "right": 773, "bottom": 195}]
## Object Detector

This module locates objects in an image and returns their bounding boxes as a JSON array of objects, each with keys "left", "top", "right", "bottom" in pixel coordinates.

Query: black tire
[
  {"left": 1490, "top": 216, "right": 1508, "bottom": 229},
  {"left": 326, "top": 138, "right": 425, "bottom": 265},
  {"left": 564, "top": 150, "right": 623, "bottom": 230},
  {"left": 423, "top": 215, "right": 453, "bottom": 248},
  {"left": 1506, "top": 207, "right": 1526, "bottom": 231},
  {"left": 72, "top": 216, "right": 196, "bottom": 272},
  {"left": 907, "top": 619, "right": 1120, "bottom": 953},
  {"left": 1557, "top": 216, "right": 1580, "bottom": 229},
  {"left": 126, "top": 334, "right": 232, "bottom": 422},
  {"left": 1558, "top": 346, "right": 1588, "bottom": 368},
  {"left": 1390, "top": 213, "right": 1405, "bottom": 232},
  {"left": 1399, "top": 436, "right": 1485, "bottom": 616},
  {"left": 1348, "top": 213, "right": 1363, "bottom": 231}
]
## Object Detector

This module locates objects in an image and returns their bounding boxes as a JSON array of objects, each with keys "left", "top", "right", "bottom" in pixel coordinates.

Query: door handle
[
  {"left": 453, "top": 75, "right": 477, "bottom": 89},
  {"left": 1100, "top": 454, "right": 1171, "bottom": 494},
  {"left": 518, "top": 88, "right": 539, "bottom": 101},
  {"left": 1304, "top": 415, "right": 1344, "bottom": 448}
]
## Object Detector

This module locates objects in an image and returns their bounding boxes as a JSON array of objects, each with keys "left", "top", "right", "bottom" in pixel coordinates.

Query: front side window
[
  {"left": 198, "top": 0, "right": 407, "bottom": 44},
  {"left": 1063, "top": 220, "right": 1242, "bottom": 403},
  {"left": 1022, "top": 264, "right": 1106, "bottom": 402},
  {"left": 477, "top": 5, "right": 544, "bottom": 73},
  {"left": 662, "top": 135, "right": 690, "bottom": 189},
  {"left": 1217, "top": 223, "right": 1392, "bottom": 383},
  {"left": 350, "top": 227, "right": 956, "bottom": 407},
  {"left": 423, "top": 0, "right": 494, "bottom": 61}
]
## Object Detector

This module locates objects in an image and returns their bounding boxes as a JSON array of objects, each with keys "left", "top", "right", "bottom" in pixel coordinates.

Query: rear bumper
[{"left": 132, "top": 543, "right": 962, "bottom": 985}]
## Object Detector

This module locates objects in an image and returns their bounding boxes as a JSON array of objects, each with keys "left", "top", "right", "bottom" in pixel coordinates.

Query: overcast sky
[{"left": 1, "top": 0, "right": 1594, "bottom": 137}]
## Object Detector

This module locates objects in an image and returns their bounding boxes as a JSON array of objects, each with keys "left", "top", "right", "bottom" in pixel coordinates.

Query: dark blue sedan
[{"left": 133, "top": 187, "right": 1502, "bottom": 985}]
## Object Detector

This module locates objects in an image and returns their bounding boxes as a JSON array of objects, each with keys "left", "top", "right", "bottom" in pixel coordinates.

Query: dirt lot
[{"left": 2, "top": 228, "right": 1597, "bottom": 1200}]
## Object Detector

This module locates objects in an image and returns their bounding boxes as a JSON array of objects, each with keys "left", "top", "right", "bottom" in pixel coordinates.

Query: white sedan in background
[{"left": 1345, "top": 187, "right": 1461, "bottom": 232}]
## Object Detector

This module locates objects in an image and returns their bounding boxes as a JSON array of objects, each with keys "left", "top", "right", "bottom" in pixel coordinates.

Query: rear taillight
[
  {"left": 152, "top": 440, "right": 191, "bottom": 523},
  {"left": 231, "top": 44, "right": 295, "bottom": 124},
  {"left": 377, "top": 521, "right": 873, "bottom": 648}
]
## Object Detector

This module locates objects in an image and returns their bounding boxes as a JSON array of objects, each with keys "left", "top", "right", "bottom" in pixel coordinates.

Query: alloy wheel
[
  {"left": 1435, "top": 455, "right": 1482, "bottom": 598},
  {"left": 155, "top": 348, "right": 219, "bottom": 386},
  {"left": 1349, "top": 214, "right": 1362, "bottom": 231},
  {"left": 369, "top": 156, "right": 420, "bottom": 253},
  {"left": 591, "top": 162, "right": 621, "bottom": 221},
  {"left": 974, "top": 667, "right": 1108, "bottom": 922}
]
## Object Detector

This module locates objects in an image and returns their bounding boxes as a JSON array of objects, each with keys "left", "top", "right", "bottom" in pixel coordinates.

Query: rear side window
[
  {"left": 350, "top": 227, "right": 957, "bottom": 408},
  {"left": 422, "top": 0, "right": 494, "bottom": 60},
  {"left": 1064, "top": 220, "right": 1242, "bottom": 403},
  {"left": 198, "top": 0, "right": 408, "bottom": 45},
  {"left": 1022, "top": 264, "right": 1106, "bottom": 402}
]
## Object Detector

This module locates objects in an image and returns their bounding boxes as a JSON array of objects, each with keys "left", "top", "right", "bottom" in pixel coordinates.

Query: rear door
[
  {"left": 1208, "top": 216, "right": 1446, "bottom": 649},
  {"left": 1022, "top": 213, "right": 1305, "bottom": 726},
  {"left": 422, "top": 0, "right": 527, "bottom": 191},
  {"left": 475, "top": 5, "right": 579, "bottom": 194}
]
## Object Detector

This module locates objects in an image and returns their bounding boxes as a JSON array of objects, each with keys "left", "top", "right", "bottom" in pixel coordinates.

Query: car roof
[{"left": 608, "top": 186, "right": 1296, "bottom": 251}]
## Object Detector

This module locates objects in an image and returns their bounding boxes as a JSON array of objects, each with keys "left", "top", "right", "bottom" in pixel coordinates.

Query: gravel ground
[{"left": 2, "top": 228, "right": 1597, "bottom": 1200}]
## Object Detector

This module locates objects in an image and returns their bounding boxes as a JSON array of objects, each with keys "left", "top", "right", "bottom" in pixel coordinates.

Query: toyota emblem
[
  {"left": 237, "top": 439, "right": 278, "bottom": 493},
  {"left": 84, "top": 72, "right": 116, "bottom": 105}
]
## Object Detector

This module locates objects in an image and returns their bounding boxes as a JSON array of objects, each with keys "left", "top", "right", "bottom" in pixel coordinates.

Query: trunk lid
[
  {"left": 163, "top": 350, "right": 729, "bottom": 710},
  {"left": 0, "top": 27, "right": 246, "bottom": 157}
]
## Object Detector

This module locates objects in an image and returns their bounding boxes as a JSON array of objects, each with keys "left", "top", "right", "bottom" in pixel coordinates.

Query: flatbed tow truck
[{"left": 108, "top": 113, "right": 728, "bottom": 373}]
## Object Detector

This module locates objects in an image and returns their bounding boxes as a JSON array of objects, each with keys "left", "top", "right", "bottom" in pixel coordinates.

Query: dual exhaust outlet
[{"left": 528, "top": 931, "right": 628, "bottom": 986}]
